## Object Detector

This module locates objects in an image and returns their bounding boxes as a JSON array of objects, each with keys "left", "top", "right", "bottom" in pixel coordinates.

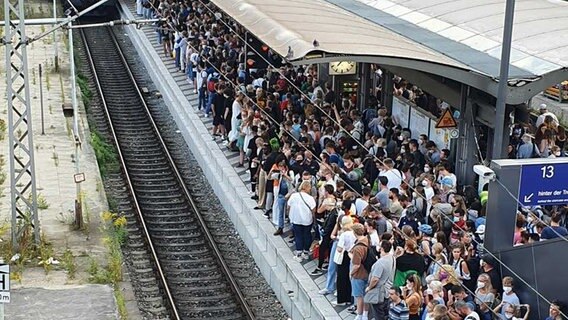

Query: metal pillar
[
  {"left": 53, "top": 0, "right": 59, "bottom": 72},
  {"left": 4, "top": 0, "right": 40, "bottom": 246},
  {"left": 359, "top": 63, "right": 371, "bottom": 111},
  {"left": 382, "top": 70, "right": 394, "bottom": 114},
  {"left": 68, "top": 21, "right": 82, "bottom": 229},
  {"left": 492, "top": 0, "right": 516, "bottom": 160},
  {"left": 455, "top": 85, "right": 477, "bottom": 186}
]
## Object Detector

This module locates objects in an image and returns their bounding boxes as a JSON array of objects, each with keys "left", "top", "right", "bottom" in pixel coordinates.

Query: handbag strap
[{"left": 299, "top": 192, "right": 312, "bottom": 212}]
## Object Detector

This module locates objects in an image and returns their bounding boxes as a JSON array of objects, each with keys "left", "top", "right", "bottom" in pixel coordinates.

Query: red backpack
[{"left": 207, "top": 78, "right": 217, "bottom": 92}]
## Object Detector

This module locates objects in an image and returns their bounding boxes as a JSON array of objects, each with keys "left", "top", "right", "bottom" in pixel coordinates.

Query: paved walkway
[
  {"left": 0, "top": 9, "right": 139, "bottom": 319},
  {"left": 124, "top": 3, "right": 355, "bottom": 319}
]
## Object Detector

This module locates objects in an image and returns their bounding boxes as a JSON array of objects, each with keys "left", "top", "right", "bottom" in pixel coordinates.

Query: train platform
[
  {"left": 0, "top": 16, "right": 139, "bottom": 319},
  {"left": 120, "top": 1, "right": 353, "bottom": 319}
]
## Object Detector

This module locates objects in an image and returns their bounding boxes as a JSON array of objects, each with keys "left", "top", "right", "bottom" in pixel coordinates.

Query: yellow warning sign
[{"left": 435, "top": 109, "right": 458, "bottom": 129}]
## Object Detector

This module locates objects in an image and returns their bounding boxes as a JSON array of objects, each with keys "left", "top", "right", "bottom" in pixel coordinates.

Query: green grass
[{"left": 90, "top": 131, "right": 118, "bottom": 178}]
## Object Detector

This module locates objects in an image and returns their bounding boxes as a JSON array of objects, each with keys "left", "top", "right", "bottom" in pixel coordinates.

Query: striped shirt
[{"left": 389, "top": 300, "right": 409, "bottom": 320}]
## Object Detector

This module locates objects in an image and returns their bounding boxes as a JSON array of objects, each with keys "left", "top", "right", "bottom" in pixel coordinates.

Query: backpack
[
  {"left": 355, "top": 240, "right": 378, "bottom": 272},
  {"left": 207, "top": 79, "right": 218, "bottom": 92}
]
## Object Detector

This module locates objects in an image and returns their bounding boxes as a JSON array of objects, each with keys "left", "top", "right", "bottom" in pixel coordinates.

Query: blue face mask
[{"left": 453, "top": 216, "right": 460, "bottom": 222}]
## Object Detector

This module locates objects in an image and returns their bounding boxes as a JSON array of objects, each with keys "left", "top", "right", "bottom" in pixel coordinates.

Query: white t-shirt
[
  {"left": 337, "top": 230, "right": 357, "bottom": 251},
  {"left": 369, "top": 230, "right": 380, "bottom": 247},
  {"left": 379, "top": 168, "right": 403, "bottom": 190},
  {"left": 287, "top": 192, "right": 316, "bottom": 226},
  {"left": 355, "top": 198, "right": 368, "bottom": 217},
  {"left": 536, "top": 112, "right": 559, "bottom": 128},
  {"left": 424, "top": 186, "right": 435, "bottom": 216}
]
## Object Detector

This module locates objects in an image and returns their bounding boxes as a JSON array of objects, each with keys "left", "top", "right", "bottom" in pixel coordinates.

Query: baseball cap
[
  {"left": 539, "top": 103, "right": 548, "bottom": 110},
  {"left": 419, "top": 224, "right": 433, "bottom": 236}
]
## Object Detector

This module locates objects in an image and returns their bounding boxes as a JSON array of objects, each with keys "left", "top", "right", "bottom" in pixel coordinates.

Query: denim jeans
[
  {"left": 277, "top": 195, "right": 286, "bottom": 229},
  {"left": 198, "top": 87, "right": 207, "bottom": 110},
  {"left": 325, "top": 240, "right": 338, "bottom": 292},
  {"left": 174, "top": 47, "right": 181, "bottom": 69},
  {"left": 156, "top": 29, "right": 162, "bottom": 45},
  {"left": 292, "top": 224, "right": 312, "bottom": 252},
  {"left": 186, "top": 63, "right": 194, "bottom": 81},
  {"left": 205, "top": 92, "right": 214, "bottom": 115}
]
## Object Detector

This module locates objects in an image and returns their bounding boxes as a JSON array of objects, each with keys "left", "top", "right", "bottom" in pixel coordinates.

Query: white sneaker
[
  {"left": 193, "top": 89, "right": 197, "bottom": 94},
  {"left": 333, "top": 291, "right": 337, "bottom": 297},
  {"left": 318, "top": 289, "right": 332, "bottom": 295},
  {"left": 292, "top": 255, "right": 303, "bottom": 263},
  {"left": 354, "top": 316, "right": 362, "bottom": 320},
  {"left": 301, "top": 252, "right": 309, "bottom": 260}
]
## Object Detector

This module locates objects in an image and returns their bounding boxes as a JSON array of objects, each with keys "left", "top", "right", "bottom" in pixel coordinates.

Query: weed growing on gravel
[
  {"left": 91, "top": 131, "right": 118, "bottom": 177},
  {"left": 62, "top": 249, "right": 77, "bottom": 280},
  {"left": 0, "top": 119, "right": 6, "bottom": 140},
  {"left": 38, "top": 234, "right": 54, "bottom": 274},
  {"left": 37, "top": 193, "right": 49, "bottom": 210},
  {"left": 88, "top": 211, "right": 128, "bottom": 318},
  {"left": 77, "top": 73, "right": 92, "bottom": 110}
]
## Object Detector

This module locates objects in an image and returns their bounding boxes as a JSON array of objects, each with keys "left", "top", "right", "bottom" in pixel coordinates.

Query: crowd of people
[{"left": 135, "top": 1, "right": 568, "bottom": 320}]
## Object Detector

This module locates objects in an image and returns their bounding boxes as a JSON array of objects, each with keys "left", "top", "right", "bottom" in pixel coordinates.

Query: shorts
[
  {"left": 351, "top": 278, "right": 368, "bottom": 298},
  {"left": 213, "top": 115, "right": 224, "bottom": 126}
]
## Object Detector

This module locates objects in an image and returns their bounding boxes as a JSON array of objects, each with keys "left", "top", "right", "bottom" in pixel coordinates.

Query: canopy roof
[
  {"left": 339, "top": 0, "right": 568, "bottom": 79},
  {"left": 210, "top": 0, "right": 568, "bottom": 103},
  {"left": 211, "top": 0, "right": 472, "bottom": 71}
]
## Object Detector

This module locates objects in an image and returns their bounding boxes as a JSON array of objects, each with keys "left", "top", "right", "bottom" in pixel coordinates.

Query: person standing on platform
[{"left": 288, "top": 181, "right": 316, "bottom": 261}]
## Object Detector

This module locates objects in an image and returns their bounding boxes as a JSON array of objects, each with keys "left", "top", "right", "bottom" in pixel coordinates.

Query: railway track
[{"left": 80, "top": 26, "right": 256, "bottom": 320}]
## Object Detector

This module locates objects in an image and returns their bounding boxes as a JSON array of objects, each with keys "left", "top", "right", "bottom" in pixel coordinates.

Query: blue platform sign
[{"left": 519, "top": 163, "right": 568, "bottom": 206}]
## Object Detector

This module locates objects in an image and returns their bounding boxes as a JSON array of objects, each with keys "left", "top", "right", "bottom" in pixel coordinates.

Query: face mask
[
  {"left": 431, "top": 238, "right": 438, "bottom": 244},
  {"left": 477, "top": 281, "right": 485, "bottom": 289},
  {"left": 401, "top": 148, "right": 406, "bottom": 153},
  {"left": 424, "top": 167, "right": 430, "bottom": 173},
  {"left": 505, "top": 313, "right": 514, "bottom": 319},
  {"left": 503, "top": 286, "right": 512, "bottom": 294},
  {"left": 453, "top": 216, "right": 460, "bottom": 222},
  {"left": 422, "top": 180, "right": 429, "bottom": 187},
  {"left": 398, "top": 135, "right": 404, "bottom": 141}
]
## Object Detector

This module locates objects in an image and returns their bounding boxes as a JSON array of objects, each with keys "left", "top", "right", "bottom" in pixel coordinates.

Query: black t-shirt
[
  {"left": 396, "top": 252, "right": 425, "bottom": 275},
  {"left": 486, "top": 267, "right": 502, "bottom": 294},
  {"left": 213, "top": 94, "right": 226, "bottom": 115}
]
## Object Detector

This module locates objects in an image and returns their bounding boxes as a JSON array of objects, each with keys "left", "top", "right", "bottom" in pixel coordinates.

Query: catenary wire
[
  {"left": 192, "top": 0, "right": 566, "bottom": 306},
  {"left": 147, "top": 2, "right": 564, "bottom": 314}
]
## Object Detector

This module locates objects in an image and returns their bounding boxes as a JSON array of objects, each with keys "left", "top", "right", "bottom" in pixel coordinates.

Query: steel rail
[
  {"left": 79, "top": 27, "right": 182, "bottom": 320},
  {"left": 81, "top": 26, "right": 255, "bottom": 320}
]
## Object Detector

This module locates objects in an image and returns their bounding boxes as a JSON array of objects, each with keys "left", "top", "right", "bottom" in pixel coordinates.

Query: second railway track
[{"left": 80, "top": 25, "right": 256, "bottom": 320}]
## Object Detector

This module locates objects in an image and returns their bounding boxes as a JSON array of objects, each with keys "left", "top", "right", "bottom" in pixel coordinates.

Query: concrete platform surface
[{"left": 5, "top": 285, "right": 117, "bottom": 320}]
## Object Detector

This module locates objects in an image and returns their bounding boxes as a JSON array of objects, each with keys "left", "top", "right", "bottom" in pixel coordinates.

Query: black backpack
[{"left": 356, "top": 239, "right": 378, "bottom": 272}]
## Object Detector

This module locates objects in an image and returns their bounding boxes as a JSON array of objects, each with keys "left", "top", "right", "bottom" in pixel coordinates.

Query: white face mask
[
  {"left": 422, "top": 180, "right": 429, "bottom": 187},
  {"left": 503, "top": 286, "right": 512, "bottom": 294},
  {"left": 477, "top": 281, "right": 485, "bottom": 289},
  {"left": 505, "top": 313, "right": 514, "bottom": 319},
  {"left": 424, "top": 167, "right": 430, "bottom": 173},
  {"left": 398, "top": 135, "right": 404, "bottom": 141}
]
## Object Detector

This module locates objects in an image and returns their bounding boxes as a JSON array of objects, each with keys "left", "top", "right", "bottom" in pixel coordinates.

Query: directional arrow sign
[{"left": 519, "top": 163, "right": 568, "bottom": 206}]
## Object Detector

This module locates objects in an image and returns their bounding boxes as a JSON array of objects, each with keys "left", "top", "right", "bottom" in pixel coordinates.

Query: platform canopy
[{"left": 210, "top": 0, "right": 568, "bottom": 103}]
